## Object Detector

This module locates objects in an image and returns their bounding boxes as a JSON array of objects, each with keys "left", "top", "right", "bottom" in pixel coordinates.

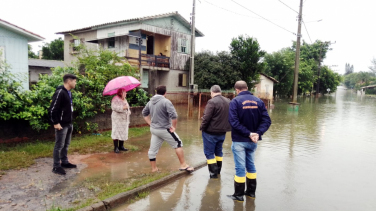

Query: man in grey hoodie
[{"left": 142, "top": 85, "right": 194, "bottom": 173}]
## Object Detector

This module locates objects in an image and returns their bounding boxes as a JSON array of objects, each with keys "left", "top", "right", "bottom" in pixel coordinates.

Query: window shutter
[
  {"left": 182, "top": 74, "right": 187, "bottom": 87},
  {"left": 186, "top": 39, "right": 190, "bottom": 54},
  {"left": 178, "top": 38, "right": 181, "bottom": 53}
]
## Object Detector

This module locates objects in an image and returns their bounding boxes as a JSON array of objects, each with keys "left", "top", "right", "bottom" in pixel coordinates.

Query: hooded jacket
[
  {"left": 142, "top": 95, "right": 178, "bottom": 130},
  {"left": 48, "top": 85, "right": 73, "bottom": 127},
  {"left": 229, "top": 91, "right": 271, "bottom": 142}
]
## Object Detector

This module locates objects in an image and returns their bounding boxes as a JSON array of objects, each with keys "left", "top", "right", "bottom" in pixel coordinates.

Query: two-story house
[
  {"left": 0, "top": 19, "right": 44, "bottom": 90},
  {"left": 56, "top": 12, "right": 204, "bottom": 94}
]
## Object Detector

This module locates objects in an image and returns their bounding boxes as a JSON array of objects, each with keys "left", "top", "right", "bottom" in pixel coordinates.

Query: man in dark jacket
[
  {"left": 49, "top": 74, "right": 77, "bottom": 175},
  {"left": 200, "top": 85, "right": 231, "bottom": 179},
  {"left": 227, "top": 81, "right": 271, "bottom": 202}
]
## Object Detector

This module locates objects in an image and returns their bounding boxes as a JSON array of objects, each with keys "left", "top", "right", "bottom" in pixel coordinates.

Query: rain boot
[
  {"left": 227, "top": 180, "right": 245, "bottom": 202},
  {"left": 113, "top": 140, "right": 119, "bottom": 153},
  {"left": 216, "top": 156, "right": 223, "bottom": 175},
  {"left": 208, "top": 163, "right": 218, "bottom": 179},
  {"left": 118, "top": 141, "right": 128, "bottom": 151},
  {"left": 245, "top": 178, "right": 257, "bottom": 198}
]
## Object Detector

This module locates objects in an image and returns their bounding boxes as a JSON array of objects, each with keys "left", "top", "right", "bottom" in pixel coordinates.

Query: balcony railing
[{"left": 125, "top": 54, "right": 170, "bottom": 68}]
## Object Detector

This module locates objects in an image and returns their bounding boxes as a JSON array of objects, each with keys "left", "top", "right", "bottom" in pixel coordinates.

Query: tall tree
[
  {"left": 194, "top": 51, "right": 240, "bottom": 90},
  {"left": 344, "top": 63, "right": 354, "bottom": 75},
  {"left": 369, "top": 58, "right": 376, "bottom": 76},
  {"left": 263, "top": 48, "right": 295, "bottom": 96},
  {"left": 28, "top": 44, "right": 38, "bottom": 59},
  {"left": 42, "top": 38, "right": 64, "bottom": 60},
  {"left": 230, "top": 35, "right": 266, "bottom": 87}
]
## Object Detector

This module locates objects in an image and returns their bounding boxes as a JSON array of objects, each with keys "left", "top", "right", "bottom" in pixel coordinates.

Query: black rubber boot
[
  {"left": 208, "top": 163, "right": 218, "bottom": 179},
  {"left": 227, "top": 181, "right": 245, "bottom": 202},
  {"left": 118, "top": 141, "right": 128, "bottom": 151},
  {"left": 245, "top": 178, "right": 257, "bottom": 198},
  {"left": 217, "top": 161, "right": 222, "bottom": 175},
  {"left": 113, "top": 140, "right": 119, "bottom": 153}
]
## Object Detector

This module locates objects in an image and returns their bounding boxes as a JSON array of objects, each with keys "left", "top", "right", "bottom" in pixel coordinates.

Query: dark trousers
[
  {"left": 53, "top": 124, "right": 73, "bottom": 168},
  {"left": 202, "top": 131, "right": 226, "bottom": 160}
]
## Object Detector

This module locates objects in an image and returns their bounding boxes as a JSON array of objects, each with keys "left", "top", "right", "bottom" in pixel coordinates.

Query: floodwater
[{"left": 113, "top": 87, "right": 376, "bottom": 211}]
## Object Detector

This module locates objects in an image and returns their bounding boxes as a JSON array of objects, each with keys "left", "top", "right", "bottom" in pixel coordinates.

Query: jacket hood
[
  {"left": 150, "top": 95, "right": 165, "bottom": 105},
  {"left": 56, "top": 85, "right": 66, "bottom": 91}
]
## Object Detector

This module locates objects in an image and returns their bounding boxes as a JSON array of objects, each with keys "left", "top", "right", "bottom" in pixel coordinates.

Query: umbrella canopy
[{"left": 103, "top": 76, "right": 141, "bottom": 96}]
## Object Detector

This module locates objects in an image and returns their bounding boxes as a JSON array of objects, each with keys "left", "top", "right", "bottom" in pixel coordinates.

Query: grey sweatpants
[{"left": 148, "top": 128, "right": 183, "bottom": 161}]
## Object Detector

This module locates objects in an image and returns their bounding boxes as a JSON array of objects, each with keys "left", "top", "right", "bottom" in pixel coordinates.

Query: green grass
[{"left": 0, "top": 127, "right": 150, "bottom": 171}]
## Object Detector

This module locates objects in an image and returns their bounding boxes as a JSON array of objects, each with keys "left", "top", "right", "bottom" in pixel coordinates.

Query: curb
[{"left": 77, "top": 161, "right": 207, "bottom": 211}]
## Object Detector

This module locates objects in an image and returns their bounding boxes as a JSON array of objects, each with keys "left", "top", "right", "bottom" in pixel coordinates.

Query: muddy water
[{"left": 114, "top": 87, "right": 376, "bottom": 211}]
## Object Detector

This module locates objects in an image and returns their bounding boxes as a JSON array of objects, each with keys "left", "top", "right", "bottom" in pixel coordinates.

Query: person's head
[
  {"left": 116, "top": 88, "right": 127, "bottom": 99},
  {"left": 63, "top": 74, "right": 77, "bottom": 90},
  {"left": 156, "top": 85, "right": 167, "bottom": 96},
  {"left": 234, "top": 81, "right": 248, "bottom": 94},
  {"left": 210, "top": 85, "right": 222, "bottom": 98}
]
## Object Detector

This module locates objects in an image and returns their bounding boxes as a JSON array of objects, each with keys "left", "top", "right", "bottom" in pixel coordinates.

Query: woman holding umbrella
[
  {"left": 111, "top": 88, "right": 130, "bottom": 153},
  {"left": 103, "top": 76, "right": 141, "bottom": 153}
]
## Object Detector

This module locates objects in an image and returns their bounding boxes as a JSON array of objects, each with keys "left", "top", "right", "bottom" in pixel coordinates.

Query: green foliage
[
  {"left": 369, "top": 58, "right": 376, "bottom": 76},
  {"left": 0, "top": 44, "right": 150, "bottom": 132},
  {"left": 263, "top": 48, "right": 295, "bottom": 96},
  {"left": 343, "top": 71, "right": 375, "bottom": 89},
  {"left": 318, "top": 66, "right": 342, "bottom": 93},
  {"left": 298, "top": 59, "right": 316, "bottom": 94},
  {"left": 293, "top": 40, "right": 332, "bottom": 64},
  {"left": 230, "top": 35, "right": 266, "bottom": 87},
  {"left": 194, "top": 51, "right": 241, "bottom": 90},
  {"left": 28, "top": 44, "right": 38, "bottom": 59},
  {"left": 42, "top": 38, "right": 64, "bottom": 60}
]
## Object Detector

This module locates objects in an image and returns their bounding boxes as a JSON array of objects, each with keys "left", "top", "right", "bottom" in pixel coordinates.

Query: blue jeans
[
  {"left": 53, "top": 124, "right": 73, "bottom": 168},
  {"left": 232, "top": 141, "right": 258, "bottom": 177},
  {"left": 202, "top": 131, "right": 226, "bottom": 160}
]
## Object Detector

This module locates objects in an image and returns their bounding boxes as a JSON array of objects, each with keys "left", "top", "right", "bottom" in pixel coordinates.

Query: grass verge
[{"left": 0, "top": 127, "right": 149, "bottom": 171}]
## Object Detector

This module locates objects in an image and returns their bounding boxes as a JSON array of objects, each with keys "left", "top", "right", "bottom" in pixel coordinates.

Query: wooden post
[{"left": 198, "top": 93, "right": 202, "bottom": 119}]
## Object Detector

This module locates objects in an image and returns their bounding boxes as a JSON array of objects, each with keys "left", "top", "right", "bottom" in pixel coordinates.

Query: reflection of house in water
[
  {"left": 56, "top": 12, "right": 204, "bottom": 95},
  {"left": 253, "top": 73, "right": 279, "bottom": 108}
]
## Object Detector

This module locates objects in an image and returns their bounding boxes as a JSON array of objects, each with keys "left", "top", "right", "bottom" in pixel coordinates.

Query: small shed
[
  {"left": 254, "top": 73, "right": 279, "bottom": 108},
  {"left": 28, "top": 59, "right": 65, "bottom": 86}
]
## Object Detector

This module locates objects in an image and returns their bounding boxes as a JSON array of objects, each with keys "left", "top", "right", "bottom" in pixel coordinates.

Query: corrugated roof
[
  {"left": 56, "top": 11, "right": 204, "bottom": 37},
  {"left": 260, "top": 73, "right": 279, "bottom": 83},
  {"left": 28, "top": 59, "right": 65, "bottom": 68},
  {"left": 0, "top": 19, "right": 44, "bottom": 41}
]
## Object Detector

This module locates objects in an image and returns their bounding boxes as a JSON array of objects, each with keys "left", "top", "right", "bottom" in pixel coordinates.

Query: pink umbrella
[{"left": 103, "top": 76, "right": 141, "bottom": 96}]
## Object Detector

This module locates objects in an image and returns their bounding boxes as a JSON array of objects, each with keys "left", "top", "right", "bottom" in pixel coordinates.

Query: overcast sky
[{"left": 1, "top": 0, "right": 375, "bottom": 74}]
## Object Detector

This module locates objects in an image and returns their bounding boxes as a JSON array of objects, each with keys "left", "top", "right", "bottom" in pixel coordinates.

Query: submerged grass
[{"left": 0, "top": 127, "right": 150, "bottom": 171}]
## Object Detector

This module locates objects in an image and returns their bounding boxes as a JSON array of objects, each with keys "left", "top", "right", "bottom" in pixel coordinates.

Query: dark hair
[
  {"left": 156, "top": 85, "right": 167, "bottom": 95},
  {"left": 63, "top": 74, "right": 77, "bottom": 83},
  {"left": 234, "top": 81, "right": 248, "bottom": 90},
  {"left": 116, "top": 88, "right": 126, "bottom": 99}
]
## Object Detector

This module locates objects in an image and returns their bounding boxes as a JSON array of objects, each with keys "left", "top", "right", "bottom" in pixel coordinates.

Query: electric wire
[{"left": 278, "top": 0, "right": 299, "bottom": 14}]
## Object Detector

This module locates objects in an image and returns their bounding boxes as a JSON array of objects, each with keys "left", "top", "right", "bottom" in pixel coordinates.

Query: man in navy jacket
[{"left": 227, "top": 81, "right": 271, "bottom": 202}]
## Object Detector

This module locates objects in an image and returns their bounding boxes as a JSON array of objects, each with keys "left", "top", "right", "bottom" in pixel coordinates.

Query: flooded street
[{"left": 114, "top": 87, "right": 376, "bottom": 211}]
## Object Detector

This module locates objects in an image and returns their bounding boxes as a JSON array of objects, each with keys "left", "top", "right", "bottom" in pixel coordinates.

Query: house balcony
[{"left": 125, "top": 54, "right": 170, "bottom": 70}]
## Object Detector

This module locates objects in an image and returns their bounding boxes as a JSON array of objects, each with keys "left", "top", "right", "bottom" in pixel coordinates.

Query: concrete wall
[
  {"left": 0, "top": 107, "right": 146, "bottom": 143},
  {"left": 63, "top": 31, "right": 98, "bottom": 65},
  {"left": 29, "top": 66, "right": 52, "bottom": 85},
  {"left": 254, "top": 75, "right": 274, "bottom": 101},
  {"left": 0, "top": 27, "right": 29, "bottom": 89}
]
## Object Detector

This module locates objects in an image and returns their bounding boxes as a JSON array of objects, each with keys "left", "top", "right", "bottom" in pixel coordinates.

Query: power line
[
  {"left": 278, "top": 0, "right": 299, "bottom": 14},
  {"left": 230, "top": 0, "right": 296, "bottom": 35},
  {"left": 302, "top": 21, "right": 312, "bottom": 43},
  {"left": 202, "top": 0, "right": 260, "bottom": 19}
]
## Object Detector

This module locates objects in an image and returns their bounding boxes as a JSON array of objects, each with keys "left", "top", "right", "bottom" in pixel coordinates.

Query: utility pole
[
  {"left": 190, "top": 0, "right": 196, "bottom": 87},
  {"left": 290, "top": 0, "right": 303, "bottom": 104}
]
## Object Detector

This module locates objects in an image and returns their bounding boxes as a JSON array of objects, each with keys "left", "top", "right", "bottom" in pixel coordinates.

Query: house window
[
  {"left": 178, "top": 73, "right": 187, "bottom": 87},
  {"left": 73, "top": 39, "right": 80, "bottom": 52},
  {"left": 108, "top": 37, "right": 115, "bottom": 48},
  {"left": 178, "top": 38, "right": 189, "bottom": 54}
]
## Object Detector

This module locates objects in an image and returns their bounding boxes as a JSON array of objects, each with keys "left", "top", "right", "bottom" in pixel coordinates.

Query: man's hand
[
  {"left": 250, "top": 133, "right": 259, "bottom": 143},
  {"left": 169, "top": 126, "right": 176, "bottom": 133},
  {"left": 54, "top": 124, "right": 63, "bottom": 130}
]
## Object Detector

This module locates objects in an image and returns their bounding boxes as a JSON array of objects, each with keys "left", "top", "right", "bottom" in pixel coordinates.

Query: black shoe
[
  {"left": 118, "top": 141, "right": 128, "bottom": 151},
  {"left": 52, "top": 167, "right": 66, "bottom": 175},
  {"left": 208, "top": 163, "right": 218, "bottom": 179},
  {"left": 61, "top": 162, "right": 77, "bottom": 168},
  {"left": 113, "top": 140, "right": 119, "bottom": 153},
  {"left": 228, "top": 180, "right": 245, "bottom": 202},
  {"left": 245, "top": 178, "right": 257, "bottom": 198}
]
